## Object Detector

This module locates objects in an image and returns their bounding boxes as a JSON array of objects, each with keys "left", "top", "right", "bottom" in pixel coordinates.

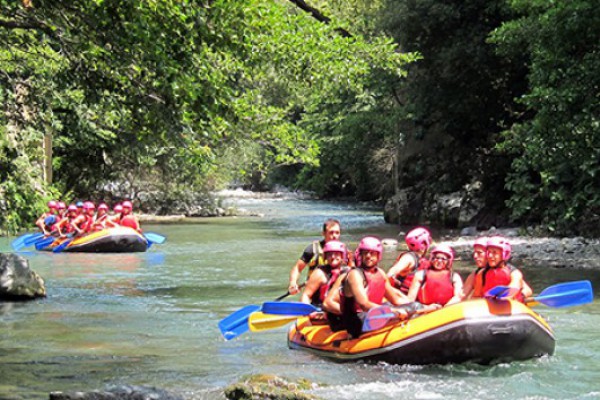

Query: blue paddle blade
[
  {"left": 261, "top": 301, "right": 319, "bottom": 316},
  {"left": 485, "top": 286, "right": 520, "bottom": 299},
  {"left": 53, "top": 238, "right": 72, "bottom": 253},
  {"left": 23, "top": 233, "right": 45, "bottom": 247},
  {"left": 144, "top": 232, "right": 166, "bottom": 244},
  {"left": 218, "top": 304, "right": 261, "bottom": 341},
  {"left": 362, "top": 305, "right": 394, "bottom": 333},
  {"left": 534, "top": 281, "right": 593, "bottom": 308},
  {"left": 35, "top": 236, "right": 56, "bottom": 250},
  {"left": 11, "top": 233, "right": 41, "bottom": 251}
]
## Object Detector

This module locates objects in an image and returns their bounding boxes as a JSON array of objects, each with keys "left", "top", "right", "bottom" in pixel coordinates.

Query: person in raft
[
  {"left": 119, "top": 200, "right": 142, "bottom": 232},
  {"left": 460, "top": 236, "right": 489, "bottom": 299},
  {"left": 70, "top": 201, "right": 96, "bottom": 236},
  {"left": 90, "top": 203, "right": 110, "bottom": 231},
  {"left": 288, "top": 218, "right": 353, "bottom": 295},
  {"left": 35, "top": 200, "right": 59, "bottom": 236},
  {"left": 322, "top": 236, "right": 434, "bottom": 338},
  {"left": 387, "top": 227, "right": 433, "bottom": 295},
  {"left": 471, "top": 235, "right": 532, "bottom": 301},
  {"left": 407, "top": 243, "right": 463, "bottom": 308},
  {"left": 107, "top": 203, "right": 123, "bottom": 227},
  {"left": 56, "top": 205, "right": 79, "bottom": 237}
]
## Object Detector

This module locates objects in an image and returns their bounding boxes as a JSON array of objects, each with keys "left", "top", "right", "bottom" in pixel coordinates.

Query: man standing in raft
[
  {"left": 288, "top": 219, "right": 353, "bottom": 295},
  {"left": 387, "top": 227, "right": 432, "bottom": 295},
  {"left": 323, "top": 236, "right": 417, "bottom": 338},
  {"left": 407, "top": 244, "right": 463, "bottom": 307},
  {"left": 472, "top": 236, "right": 531, "bottom": 301}
]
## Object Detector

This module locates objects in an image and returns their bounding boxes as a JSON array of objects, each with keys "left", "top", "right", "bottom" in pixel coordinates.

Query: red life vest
[
  {"left": 120, "top": 215, "right": 140, "bottom": 231},
  {"left": 311, "top": 265, "right": 348, "bottom": 306},
  {"left": 341, "top": 267, "right": 387, "bottom": 313},
  {"left": 416, "top": 270, "right": 455, "bottom": 305},
  {"left": 473, "top": 263, "right": 524, "bottom": 302},
  {"left": 390, "top": 251, "right": 430, "bottom": 294}
]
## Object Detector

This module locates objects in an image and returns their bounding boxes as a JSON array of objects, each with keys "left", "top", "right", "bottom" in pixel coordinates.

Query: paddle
[
  {"left": 11, "top": 233, "right": 44, "bottom": 251},
  {"left": 248, "top": 312, "right": 301, "bottom": 332},
  {"left": 144, "top": 232, "right": 166, "bottom": 244},
  {"left": 34, "top": 236, "right": 58, "bottom": 250},
  {"left": 485, "top": 280, "right": 593, "bottom": 308},
  {"left": 218, "top": 287, "right": 302, "bottom": 341},
  {"left": 52, "top": 237, "right": 73, "bottom": 253},
  {"left": 361, "top": 302, "right": 427, "bottom": 333},
  {"left": 261, "top": 301, "right": 319, "bottom": 316}
]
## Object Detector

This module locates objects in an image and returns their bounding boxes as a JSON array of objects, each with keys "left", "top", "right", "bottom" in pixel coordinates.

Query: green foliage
[{"left": 491, "top": 0, "right": 600, "bottom": 234}]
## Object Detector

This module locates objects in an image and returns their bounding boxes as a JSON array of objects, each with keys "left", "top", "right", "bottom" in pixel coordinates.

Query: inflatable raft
[
  {"left": 38, "top": 227, "right": 148, "bottom": 253},
  {"left": 288, "top": 299, "right": 555, "bottom": 365}
]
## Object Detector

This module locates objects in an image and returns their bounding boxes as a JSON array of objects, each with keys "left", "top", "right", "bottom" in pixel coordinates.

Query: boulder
[
  {"left": 0, "top": 253, "right": 46, "bottom": 299},
  {"left": 224, "top": 374, "right": 318, "bottom": 400}
]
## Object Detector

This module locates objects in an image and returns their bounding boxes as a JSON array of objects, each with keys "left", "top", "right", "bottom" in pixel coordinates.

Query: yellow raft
[
  {"left": 39, "top": 227, "right": 148, "bottom": 253},
  {"left": 288, "top": 299, "right": 555, "bottom": 365}
]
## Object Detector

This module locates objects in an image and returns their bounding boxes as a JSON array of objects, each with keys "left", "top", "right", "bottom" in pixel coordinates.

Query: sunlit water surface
[{"left": 1, "top": 197, "right": 599, "bottom": 399}]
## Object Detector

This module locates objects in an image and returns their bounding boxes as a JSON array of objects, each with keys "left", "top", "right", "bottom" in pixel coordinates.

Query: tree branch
[{"left": 286, "top": 0, "right": 352, "bottom": 38}]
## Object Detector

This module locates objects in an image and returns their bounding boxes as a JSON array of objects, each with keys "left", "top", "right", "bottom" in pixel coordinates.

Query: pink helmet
[
  {"left": 58, "top": 201, "right": 66, "bottom": 210},
  {"left": 405, "top": 227, "right": 432, "bottom": 252},
  {"left": 430, "top": 244, "right": 455, "bottom": 269},
  {"left": 83, "top": 201, "right": 95, "bottom": 210},
  {"left": 122, "top": 200, "right": 133, "bottom": 209},
  {"left": 487, "top": 236, "right": 511, "bottom": 261},
  {"left": 355, "top": 236, "right": 383, "bottom": 267},
  {"left": 473, "top": 236, "right": 488, "bottom": 249},
  {"left": 323, "top": 240, "right": 347, "bottom": 258},
  {"left": 67, "top": 204, "right": 77, "bottom": 212},
  {"left": 98, "top": 203, "right": 109, "bottom": 211},
  {"left": 114, "top": 204, "right": 123, "bottom": 213},
  {"left": 48, "top": 200, "right": 58, "bottom": 209}
]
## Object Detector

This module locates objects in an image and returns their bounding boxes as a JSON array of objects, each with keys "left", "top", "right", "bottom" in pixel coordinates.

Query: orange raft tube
[
  {"left": 288, "top": 299, "right": 555, "bottom": 365},
  {"left": 38, "top": 227, "right": 148, "bottom": 253}
]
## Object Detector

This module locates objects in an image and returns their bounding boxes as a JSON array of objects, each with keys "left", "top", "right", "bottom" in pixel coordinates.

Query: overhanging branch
[{"left": 286, "top": 0, "right": 352, "bottom": 38}]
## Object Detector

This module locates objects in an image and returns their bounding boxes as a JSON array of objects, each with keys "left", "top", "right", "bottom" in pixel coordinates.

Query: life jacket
[
  {"left": 310, "top": 265, "right": 349, "bottom": 306},
  {"left": 60, "top": 216, "right": 76, "bottom": 234},
  {"left": 307, "top": 240, "right": 325, "bottom": 273},
  {"left": 473, "top": 263, "right": 524, "bottom": 302},
  {"left": 120, "top": 215, "right": 140, "bottom": 231},
  {"left": 92, "top": 214, "right": 108, "bottom": 231},
  {"left": 390, "top": 251, "right": 431, "bottom": 294},
  {"left": 340, "top": 267, "right": 387, "bottom": 313},
  {"left": 416, "top": 270, "right": 455, "bottom": 305}
]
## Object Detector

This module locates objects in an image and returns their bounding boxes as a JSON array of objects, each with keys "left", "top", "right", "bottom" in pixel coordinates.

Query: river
[{"left": 1, "top": 196, "right": 599, "bottom": 399}]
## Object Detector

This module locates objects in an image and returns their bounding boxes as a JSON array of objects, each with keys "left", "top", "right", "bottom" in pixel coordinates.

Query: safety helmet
[
  {"left": 323, "top": 240, "right": 347, "bottom": 258},
  {"left": 83, "top": 201, "right": 95, "bottom": 210},
  {"left": 405, "top": 227, "right": 432, "bottom": 252},
  {"left": 473, "top": 236, "right": 488, "bottom": 249},
  {"left": 355, "top": 236, "right": 383, "bottom": 267},
  {"left": 122, "top": 200, "right": 133, "bottom": 209},
  {"left": 98, "top": 203, "right": 109, "bottom": 211},
  {"left": 67, "top": 205, "right": 77, "bottom": 212},
  {"left": 487, "top": 236, "right": 511, "bottom": 261},
  {"left": 114, "top": 204, "right": 123, "bottom": 213},
  {"left": 58, "top": 201, "right": 66, "bottom": 210},
  {"left": 430, "top": 244, "right": 455, "bottom": 269},
  {"left": 76, "top": 201, "right": 84, "bottom": 208},
  {"left": 48, "top": 200, "right": 58, "bottom": 209}
]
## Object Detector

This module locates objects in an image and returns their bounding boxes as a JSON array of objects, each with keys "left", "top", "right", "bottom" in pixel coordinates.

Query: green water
[{"left": 1, "top": 197, "right": 599, "bottom": 399}]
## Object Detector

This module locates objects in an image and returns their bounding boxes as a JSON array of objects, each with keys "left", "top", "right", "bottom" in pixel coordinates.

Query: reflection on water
[{"left": 0, "top": 198, "right": 599, "bottom": 400}]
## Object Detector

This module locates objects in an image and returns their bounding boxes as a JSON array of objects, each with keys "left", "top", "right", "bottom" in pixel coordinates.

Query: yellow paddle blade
[{"left": 248, "top": 312, "right": 299, "bottom": 332}]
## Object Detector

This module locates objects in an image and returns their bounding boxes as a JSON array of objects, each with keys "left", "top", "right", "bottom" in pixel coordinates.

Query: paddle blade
[
  {"left": 218, "top": 304, "right": 260, "bottom": 340},
  {"left": 261, "top": 301, "right": 318, "bottom": 316},
  {"left": 35, "top": 236, "right": 56, "bottom": 250},
  {"left": 362, "top": 305, "right": 394, "bottom": 333},
  {"left": 248, "top": 312, "right": 298, "bottom": 332},
  {"left": 144, "top": 232, "right": 166, "bottom": 244},
  {"left": 53, "top": 238, "right": 72, "bottom": 253},
  {"left": 532, "top": 280, "right": 593, "bottom": 308},
  {"left": 11, "top": 233, "right": 42, "bottom": 251},
  {"left": 485, "top": 286, "right": 521, "bottom": 299},
  {"left": 23, "top": 233, "right": 45, "bottom": 247}
]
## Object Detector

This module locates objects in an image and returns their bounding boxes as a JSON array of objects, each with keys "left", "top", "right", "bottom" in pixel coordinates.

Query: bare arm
[
  {"left": 387, "top": 253, "right": 415, "bottom": 280},
  {"left": 322, "top": 273, "right": 345, "bottom": 315},
  {"left": 461, "top": 271, "right": 476, "bottom": 300},
  {"left": 406, "top": 270, "right": 425, "bottom": 302},
  {"left": 445, "top": 273, "right": 464, "bottom": 306},
  {"left": 383, "top": 272, "right": 411, "bottom": 305},
  {"left": 300, "top": 269, "right": 327, "bottom": 304},
  {"left": 289, "top": 259, "right": 307, "bottom": 295},
  {"left": 346, "top": 269, "right": 379, "bottom": 311}
]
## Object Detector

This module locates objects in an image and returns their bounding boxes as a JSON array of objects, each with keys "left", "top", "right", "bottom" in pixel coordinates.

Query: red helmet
[
  {"left": 114, "top": 204, "right": 123, "bottom": 213},
  {"left": 430, "top": 244, "right": 455, "bottom": 270},
  {"left": 122, "top": 200, "right": 133, "bottom": 209},
  {"left": 58, "top": 201, "right": 66, "bottom": 210},
  {"left": 67, "top": 205, "right": 77, "bottom": 212},
  {"left": 83, "top": 201, "right": 95, "bottom": 210},
  {"left": 48, "top": 200, "right": 58, "bottom": 209},
  {"left": 487, "top": 236, "right": 511, "bottom": 261},
  {"left": 355, "top": 236, "right": 383, "bottom": 267},
  {"left": 98, "top": 203, "right": 109, "bottom": 211},
  {"left": 405, "top": 227, "right": 432, "bottom": 252},
  {"left": 323, "top": 240, "right": 347, "bottom": 258}
]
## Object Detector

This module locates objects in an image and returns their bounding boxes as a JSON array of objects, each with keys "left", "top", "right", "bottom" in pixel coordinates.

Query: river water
[{"left": 1, "top": 196, "right": 599, "bottom": 400}]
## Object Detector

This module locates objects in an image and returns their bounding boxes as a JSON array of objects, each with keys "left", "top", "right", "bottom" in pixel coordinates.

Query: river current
[{"left": 1, "top": 196, "right": 599, "bottom": 399}]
